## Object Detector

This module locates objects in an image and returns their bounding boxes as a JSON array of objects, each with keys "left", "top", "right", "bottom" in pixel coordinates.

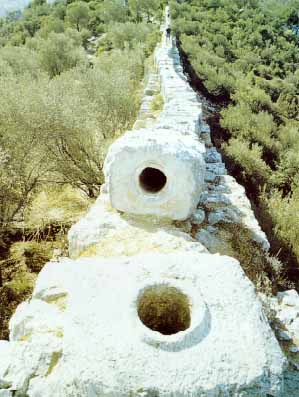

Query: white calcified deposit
[{"left": 0, "top": 6, "right": 289, "bottom": 397}]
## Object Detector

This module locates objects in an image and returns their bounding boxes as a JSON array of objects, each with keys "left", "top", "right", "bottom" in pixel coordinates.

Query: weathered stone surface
[
  {"left": 284, "top": 369, "right": 299, "bottom": 397},
  {"left": 0, "top": 335, "right": 62, "bottom": 394},
  {"left": 9, "top": 299, "right": 64, "bottom": 342},
  {"left": 207, "top": 207, "right": 240, "bottom": 225},
  {"left": 68, "top": 194, "right": 208, "bottom": 258},
  {"left": 104, "top": 128, "right": 206, "bottom": 220},
  {"left": 277, "top": 329, "right": 292, "bottom": 341},
  {"left": 277, "top": 290, "right": 299, "bottom": 308},
  {"left": 0, "top": 253, "right": 286, "bottom": 396},
  {"left": 195, "top": 228, "right": 220, "bottom": 250},
  {"left": 277, "top": 306, "right": 299, "bottom": 326},
  {"left": 190, "top": 208, "right": 206, "bottom": 225},
  {"left": 133, "top": 70, "right": 160, "bottom": 129},
  {"left": 272, "top": 291, "right": 299, "bottom": 346},
  {"left": 205, "top": 148, "right": 222, "bottom": 163},
  {"left": 204, "top": 175, "right": 270, "bottom": 250},
  {"left": 260, "top": 291, "right": 299, "bottom": 394}
]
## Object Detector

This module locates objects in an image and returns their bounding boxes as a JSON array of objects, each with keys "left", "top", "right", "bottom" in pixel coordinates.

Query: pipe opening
[
  {"left": 137, "top": 285, "right": 191, "bottom": 335},
  {"left": 139, "top": 167, "right": 167, "bottom": 193}
]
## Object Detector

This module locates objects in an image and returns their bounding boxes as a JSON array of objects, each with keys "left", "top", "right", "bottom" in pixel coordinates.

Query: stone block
[
  {"left": 277, "top": 290, "right": 299, "bottom": 307},
  {"left": 68, "top": 194, "right": 208, "bottom": 258},
  {"left": 104, "top": 128, "right": 206, "bottom": 220},
  {"left": 205, "top": 148, "right": 222, "bottom": 163},
  {"left": 190, "top": 208, "right": 206, "bottom": 225},
  {"left": 1, "top": 253, "right": 285, "bottom": 396}
]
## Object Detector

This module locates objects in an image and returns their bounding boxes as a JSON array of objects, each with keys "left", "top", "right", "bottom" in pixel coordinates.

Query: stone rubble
[
  {"left": 260, "top": 290, "right": 299, "bottom": 395},
  {"left": 264, "top": 290, "right": 299, "bottom": 352}
]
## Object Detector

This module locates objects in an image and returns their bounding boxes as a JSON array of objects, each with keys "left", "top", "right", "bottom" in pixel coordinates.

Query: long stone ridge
[{"left": 0, "top": 7, "right": 289, "bottom": 397}]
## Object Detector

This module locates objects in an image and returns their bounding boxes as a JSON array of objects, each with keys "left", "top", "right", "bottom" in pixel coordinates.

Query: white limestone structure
[
  {"left": 0, "top": 6, "right": 290, "bottom": 397},
  {"left": 0, "top": 253, "right": 286, "bottom": 396},
  {"left": 104, "top": 128, "right": 206, "bottom": 220}
]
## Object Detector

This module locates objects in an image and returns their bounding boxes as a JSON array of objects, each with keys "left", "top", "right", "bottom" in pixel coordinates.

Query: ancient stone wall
[{"left": 0, "top": 7, "right": 298, "bottom": 396}]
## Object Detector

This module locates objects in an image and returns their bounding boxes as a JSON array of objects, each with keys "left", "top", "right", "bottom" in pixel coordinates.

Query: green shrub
[
  {"left": 9, "top": 241, "right": 54, "bottom": 273},
  {"left": 263, "top": 185, "right": 299, "bottom": 262},
  {"left": 219, "top": 222, "right": 291, "bottom": 294},
  {"left": 172, "top": 0, "right": 299, "bottom": 272},
  {"left": 223, "top": 138, "right": 271, "bottom": 187},
  {"left": 221, "top": 104, "right": 276, "bottom": 151},
  {"left": 105, "top": 21, "right": 156, "bottom": 51},
  {"left": 32, "top": 30, "right": 87, "bottom": 78},
  {"left": 0, "top": 273, "right": 35, "bottom": 339}
]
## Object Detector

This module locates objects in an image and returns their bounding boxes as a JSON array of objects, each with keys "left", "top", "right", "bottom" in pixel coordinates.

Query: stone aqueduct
[{"left": 1, "top": 7, "right": 298, "bottom": 397}]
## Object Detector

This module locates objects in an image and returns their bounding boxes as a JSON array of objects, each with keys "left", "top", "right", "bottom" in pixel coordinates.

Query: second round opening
[
  {"left": 139, "top": 167, "right": 167, "bottom": 193},
  {"left": 137, "top": 285, "right": 191, "bottom": 335}
]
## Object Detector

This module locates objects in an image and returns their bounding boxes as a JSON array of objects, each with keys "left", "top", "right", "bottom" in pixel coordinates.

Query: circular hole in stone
[
  {"left": 137, "top": 285, "right": 191, "bottom": 335},
  {"left": 139, "top": 167, "right": 167, "bottom": 193}
]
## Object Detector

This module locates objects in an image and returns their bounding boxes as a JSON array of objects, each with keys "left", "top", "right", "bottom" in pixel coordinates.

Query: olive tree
[
  {"left": 0, "top": 73, "right": 51, "bottom": 229},
  {"left": 65, "top": 1, "right": 90, "bottom": 31},
  {"left": 27, "top": 30, "right": 87, "bottom": 78},
  {"left": 43, "top": 48, "right": 144, "bottom": 197}
]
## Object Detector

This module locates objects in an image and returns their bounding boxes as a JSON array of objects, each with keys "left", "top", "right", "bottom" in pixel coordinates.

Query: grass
[
  {"left": 0, "top": 185, "right": 90, "bottom": 340},
  {"left": 219, "top": 223, "right": 294, "bottom": 295},
  {"left": 24, "top": 185, "right": 91, "bottom": 230},
  {"left": 150, "top": 93, "right": 164, "bottom": 112}
]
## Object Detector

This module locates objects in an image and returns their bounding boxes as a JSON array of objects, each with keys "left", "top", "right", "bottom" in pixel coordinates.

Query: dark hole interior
[
  {"left": 137, "top": 285, "right": 191, "bottom": 335},
  {"left": 139, "top": 167, "right": 167, "bottom": 193}
]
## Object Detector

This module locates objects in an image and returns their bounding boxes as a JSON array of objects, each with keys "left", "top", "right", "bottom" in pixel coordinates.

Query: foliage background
[{"left": 171, "top": 0, "right": 299, "bottom": 273}]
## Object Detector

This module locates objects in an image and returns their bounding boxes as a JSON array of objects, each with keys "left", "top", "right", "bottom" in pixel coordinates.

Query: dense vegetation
[
  {"left": 0, "top": 0, "right": 164, "bottom": 339},
  {"left": 171, "top": 0, "right": 299, "bottom": 277},
  {"left": 0, "top": 0, "right": 164, "bottom": 232}
]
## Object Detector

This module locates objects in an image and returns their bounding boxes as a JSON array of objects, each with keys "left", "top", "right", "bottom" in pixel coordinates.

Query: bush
[
  {"left": 9, "top": 241, "right": 54, "bottom": 273},
  {"left": 0, "top": 0, "right": 163, "bottom": 231},
  {"left": 172, "top": 0, "right": 299, "bottom": 273},
  {"left": 24, "top": 186, "right": 90, "bottom": 230},
  {"left": 0, "top": 46, "right": 144, "bottom": 233},
  {"left": 0, "top": 73, "right": 50, "bottom": 229},
  {"left": 221, "top": 104, "right": 277, "bottom": 151},
  {"left": 0, "top": 239, "right": 57, "bottom": 340},
  {"left": 262, "top": 185, "right": 299, "bottom": 263},
  {"left": 99, "top": 0, "right": 128, "bottom": 24},
  {"left": 28, "top": 30, "right": 87, "bottom": 78},
  {"left": 104, "top": 21, "right": 157, "bottom": 51},
  {"left": 0, "top": 46, "right": 39, "bottom": 77},
  {"left": 0, "top": 274, "right": 34, "bottom": 339},
  {"left": 224, "top": 138, "right": 271, "bottom": 187}
]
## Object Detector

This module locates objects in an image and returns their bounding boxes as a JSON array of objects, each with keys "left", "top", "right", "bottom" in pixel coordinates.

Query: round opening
[
  {"left": 137, "top": 285, "right": 191, "bottom": 335},
  {"left": 139, "top": 167, "right": 167, "bottom": 193}
]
